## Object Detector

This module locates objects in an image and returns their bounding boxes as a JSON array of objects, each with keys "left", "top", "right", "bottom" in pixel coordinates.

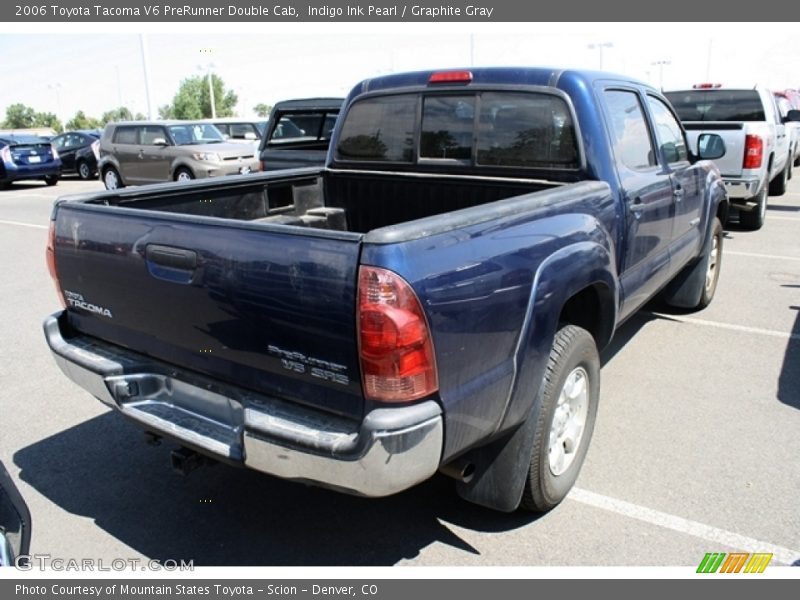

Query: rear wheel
[
  {"left": 44, "top": 175, "right": 59, "bottom": 187},
  {"left": 768, "top": 159, "right": 789, "bottom": 196},
  {"left": 77, "top": 160, "right": 93, "bottom": 180},
  {"left": 739, "top": 186, "right": 767, "bottom": 230},
  {"left": 174, "top": 167, "right": 195, "bottom": 182},
  {"left": 520, "top": 324, "right": 599, "bottom": 512},
  {"left": 103, "top": 167, "right": 123, "bottom": 190}
]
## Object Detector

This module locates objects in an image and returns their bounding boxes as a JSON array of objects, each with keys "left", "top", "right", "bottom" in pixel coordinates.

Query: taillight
[
  {"left": 51, "top": 145, "right": 59, "bottom": 160},
  {"left": 743, "top": 134, "right": 763, "bottom": 169},
  {"left": 46, "top": 220, "right": 66, "bottom": 308},
  {"left": 357, "top": 266, "right": 438, "bottom": 403},
  {"left": 91, "top": 139, "right": 100, "bottom": 159},
  {"left": 0, "top": 146, "right": 10, "bottom": 163}
]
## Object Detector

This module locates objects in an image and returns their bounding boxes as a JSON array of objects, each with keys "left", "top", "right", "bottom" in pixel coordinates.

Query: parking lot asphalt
[{"left": 0, "top": 175, "right": 798, "bottom": 567}]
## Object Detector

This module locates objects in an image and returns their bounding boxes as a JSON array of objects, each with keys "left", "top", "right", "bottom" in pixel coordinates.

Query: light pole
[
  {"left": 48, "top": 83, "right": 62, "bottom": 125},
  {"left": 587, "top": 42, "right": 613, "bottom": 70},
  {"left": 198, "top": 62, "right": 217, "bottom": 119},
  {"left": 651, "top": 60, "right": 671, "bottom": 89}
]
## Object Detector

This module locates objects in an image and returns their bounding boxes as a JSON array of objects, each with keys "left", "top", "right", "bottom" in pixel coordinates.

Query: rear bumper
[
  {"left": 43, "top": 312, "right": 443, "bottom": 497},
  {"left": 721, "top": 176, "right": 762, "bottom": 200},
  {"left": 1, "top": 162, "right": 60, "bottom": 182}
]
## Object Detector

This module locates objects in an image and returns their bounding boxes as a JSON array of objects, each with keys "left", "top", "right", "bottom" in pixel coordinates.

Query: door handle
[
  {"left": 146, "top": 245, "right": 197, "bottom": 270},
  {"left": 630, "top": 197, "right": 644, "bottom": 219},
  {"left": 673, "top": 187, "right": 684, "bottom": 201}
]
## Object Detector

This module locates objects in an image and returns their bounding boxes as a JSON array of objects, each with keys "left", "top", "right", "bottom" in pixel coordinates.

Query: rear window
[
  {"left": 335, "top": 91, "right": 579, "bottom": 169},
  {"left": 665, "top": 90, "right": 766, "bottom": 122},
  {"left": 268, "top": 111, "right": 339, "bottom": 145},
  {"left": 112, "top": 127, "right": 138, "bottom": 144}
]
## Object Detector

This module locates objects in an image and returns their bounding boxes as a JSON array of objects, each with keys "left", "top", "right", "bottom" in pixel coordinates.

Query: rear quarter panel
[{"left": 361, "top": 181, "right": 618, "bottom": 460}]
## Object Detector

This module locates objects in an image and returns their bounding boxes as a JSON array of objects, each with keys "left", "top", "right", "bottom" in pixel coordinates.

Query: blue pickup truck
[{"left": 44, "top": 68, "right": 728, "bottom": 513}]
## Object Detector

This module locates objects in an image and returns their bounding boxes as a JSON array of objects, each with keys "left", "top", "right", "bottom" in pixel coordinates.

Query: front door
[{"left": 602, "top": 88, "right": 676, "bottom": 320}]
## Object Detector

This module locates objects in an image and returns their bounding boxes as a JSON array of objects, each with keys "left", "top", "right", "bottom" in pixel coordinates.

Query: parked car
[
  {"left": 0, "top": 134, "right": 61, "bottom": 188},
  {"left": 97, "top": 120, "right": 261, "bottom": 189},
  {"left": 50, "top": 130, "right": 101, "bottom": 180},
  {"left": 258, "top": 98, "right": 343, "bottom": 170},
  {"left": 45, "top": 67, "right": 727, "bottom": 513},
  {"left": 665, "top": 84, "right": 800, "bottom": 230},
  {"left": 775, "top": 91, "right": 800, "bottom": 166},
  {"left": 205, "top": 118, "right": 266, "bottom": 145}
]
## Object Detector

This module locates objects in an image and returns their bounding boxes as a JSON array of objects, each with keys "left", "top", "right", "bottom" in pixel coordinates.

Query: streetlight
[
  {"left": 651, "top": 60, "right": 671, "bottom": 89},
  {"left": 198, "top": 61, "right": 217, "bottom": 119},
  {"left": 587, "top": 42, "right": 613, "bottom": 70},
  {"left": 48, "top": 83, "right": 62, "bottom": 124}
]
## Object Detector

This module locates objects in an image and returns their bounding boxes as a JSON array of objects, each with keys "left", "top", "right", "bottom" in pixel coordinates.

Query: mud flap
[{"left": 455, "top": 391, "right": 543, "bottom": 512}]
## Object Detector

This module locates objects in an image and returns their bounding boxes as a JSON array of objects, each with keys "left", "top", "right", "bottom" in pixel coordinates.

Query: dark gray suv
[{"left": 98, "top": 121, "right": 261, "bottom": 190}]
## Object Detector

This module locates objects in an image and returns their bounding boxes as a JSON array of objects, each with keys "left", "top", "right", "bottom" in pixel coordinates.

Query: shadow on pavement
[
  {"left": 14, "top": 412, "right": 542, "bottom": 566},
  {"left": 779, "top": 297, "right": 800, "bottom": 410}
]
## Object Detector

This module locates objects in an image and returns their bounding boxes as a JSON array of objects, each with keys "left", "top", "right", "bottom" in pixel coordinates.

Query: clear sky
[{"left": 1, "top": 22, "right": 799, "bottom": 124}]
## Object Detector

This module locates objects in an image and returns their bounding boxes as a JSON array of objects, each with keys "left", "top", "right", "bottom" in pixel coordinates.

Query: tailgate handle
[{"left": 146, "top": 245, "right": 198, "bottom": 271}]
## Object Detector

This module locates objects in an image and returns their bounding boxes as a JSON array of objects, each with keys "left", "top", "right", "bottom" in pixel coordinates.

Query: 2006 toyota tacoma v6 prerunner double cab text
[{"left": 44, "top": 68, "right": 728, "bottom": 512}]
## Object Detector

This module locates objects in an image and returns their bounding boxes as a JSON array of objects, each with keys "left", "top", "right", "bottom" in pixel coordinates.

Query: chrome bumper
[
  {"left": 722, "top": 177, "right": 761, "bottom": 200},
  {"left": 43, "top": 312, "right": 443, "bottom": 497}
]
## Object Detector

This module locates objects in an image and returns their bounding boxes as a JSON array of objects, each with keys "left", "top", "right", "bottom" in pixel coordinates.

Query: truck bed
[{"left": 73, "top": 168, "right": 560, "bottom": 235}]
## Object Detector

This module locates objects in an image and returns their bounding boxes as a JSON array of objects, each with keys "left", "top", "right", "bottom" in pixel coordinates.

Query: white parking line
[
  {"left": 727, "top": 251, "right": 800, "bottom": 262},
  {"left": 0, "top": 219, "right": 47, "bottom": 230},
  {"left": 767, "top": 215, "right": 800, "bottom": 222},
  {"left": 570, "top": 487, "right": 800, "bottom": 565},
  {"left": 647, "top": 313, "right": 800, "bottom": 341}
]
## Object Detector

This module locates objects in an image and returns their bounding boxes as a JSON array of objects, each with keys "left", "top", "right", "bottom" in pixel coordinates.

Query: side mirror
[
  {"left": 0, "top": 461, "right": 31, "bottom": 567},
  {"left": 244, "top": 132, "right": 257, "bottom": 140},
  {"left": 152, "top": 138, "right": 168, "bottom": 146},
  {"left": 784, "top": 109, "right": 800, "bottom": 123},
  {"left": 661, "top": 142, "right": 680, "bottom": 164},
  {"left": 697, "top": 133, "right": 726, "bottom": 160}
]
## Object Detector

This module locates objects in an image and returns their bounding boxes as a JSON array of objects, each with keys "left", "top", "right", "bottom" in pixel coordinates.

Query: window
[
  {"left": 647, "top": 96, "right": 688, "bottom": 164},
  {"left": 140, "top": 126, "right": 167, "bottom": 145},
  {"left": 421, "top": 96, "right": 474, "bottom": 160},
  {"left": 476, "top": 92, "right": 578, "bottom": 168},
  {"left": 229, "top": 123, "right": 259, "bottom": 140},
  {"left": 664, "top": 90, "right": 766, "bottom": 122},
  {"left": 604, "top": 90, "right": 656, "bottom": 170},
  {"left": 336, "top": 95, "right": 417, "bottom": 162},
  {"left": 269, "top": 111, "right": 338, "bottom": 144},
  {"left": 112, "top": 127, "right": 138, "bottom": 145},
  {"left": 167, "top": 123, "right": 224, "bottom": 145}
]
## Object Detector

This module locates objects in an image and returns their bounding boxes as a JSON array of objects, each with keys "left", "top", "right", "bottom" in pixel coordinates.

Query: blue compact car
[{"left": 0, "top": 135, "right": 61, "bottom": 188}]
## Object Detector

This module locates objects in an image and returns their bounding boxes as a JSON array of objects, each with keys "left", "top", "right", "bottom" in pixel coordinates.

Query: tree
[
  {"left": 253, "top": 103, "right": 272, "bottom": 118},
  {"left": 161, "top": 74, "right": 238, "bottom": 120},
  {"left": 2, "top": 104, "right": 62, "bottom": 133},
  {"left": 33, "top": 112, "right": 63, "bottom": 133},
  {"left": 66, "top": 111, "right": 102, "bottom": 131},
  {"left": 101, "top": 107, "right": 133, "bottom": 124},
  {"left": 3, "top": 103, "right": 36, "bottom": 128}
]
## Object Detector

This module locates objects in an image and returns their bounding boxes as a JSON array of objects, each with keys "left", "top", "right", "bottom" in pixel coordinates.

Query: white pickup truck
[{"left": 665, "top": 85, "right": 800, "bottom": 230}]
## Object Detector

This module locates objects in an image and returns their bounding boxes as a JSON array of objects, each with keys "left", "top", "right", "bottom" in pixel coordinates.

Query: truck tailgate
[
  {"left": 52, "top": 204, "right": 364, "bottom": 419},
  {"left": 683, "top": 122, "right": 745, "bottom": 177}
]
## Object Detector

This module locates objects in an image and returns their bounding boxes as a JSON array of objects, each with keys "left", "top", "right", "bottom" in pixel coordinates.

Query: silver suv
[{"left": 98, "top": 121, "right": 261, "bottom": 190}]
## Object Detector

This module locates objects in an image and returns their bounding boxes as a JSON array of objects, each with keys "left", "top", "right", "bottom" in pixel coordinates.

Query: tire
[
  {"left": 520, "top": 324, "right": 600, "bottom": 512},
  {"left": 44, "top": 175, "right": 59, "bottom": 187},
  {"left": 739, "top": 185, "right": 767, "bottom": 230},
  {"left": 77, "top": 160, "right": 93, "bottom": 180},
  {"left": 103, "top": 167, "right": 122, "bottom": 190},
  {"left": 663, "top": 217, "right": 723, "bottom": 310},
  {"left": 768, "top": 159, "right": 789, "bottom": 196},
  {"left": 174, "top": 167, "right": 195, "bottom": 182}
]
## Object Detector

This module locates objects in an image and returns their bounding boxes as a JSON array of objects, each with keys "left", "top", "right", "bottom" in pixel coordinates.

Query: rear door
[
  {"left": 53, "top": 202, "right": 365, "bottom": 419},
  {"left": 137, "top": 125, "right": 171, "bottom": 183},
  {"left": 602, "top": 88, "right": 675, "bottom": 319},
  {"left": 110, "top": 125, "right": 142, "bottom": 184}
]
